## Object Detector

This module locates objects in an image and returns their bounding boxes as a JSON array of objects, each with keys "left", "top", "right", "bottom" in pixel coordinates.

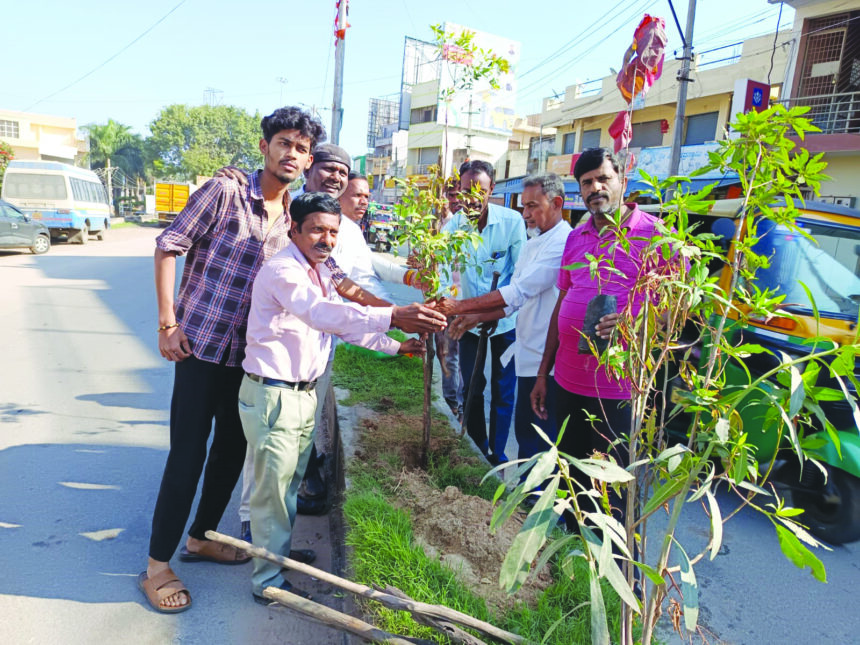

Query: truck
[{"left": 155, "top": 182, "right": 192, "bottom": 226}]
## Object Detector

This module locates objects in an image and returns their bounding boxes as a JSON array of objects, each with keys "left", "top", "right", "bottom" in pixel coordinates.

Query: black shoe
[
  {"left": 297, "top": 494, "right": 328, "bottom": 516},
  {"left": 253, "top": 579, "right": 312, "bottom": 605},
  {"left": 288, "top": 548, "right": 316, "bottom": 565},
  {"left": 240, "top": 521, "right": 251, "bottom": 544}
]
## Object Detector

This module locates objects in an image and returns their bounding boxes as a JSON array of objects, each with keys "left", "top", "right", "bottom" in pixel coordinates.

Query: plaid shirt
[{"left": 156, "top": 172, "right": 289, "bottom": 366}]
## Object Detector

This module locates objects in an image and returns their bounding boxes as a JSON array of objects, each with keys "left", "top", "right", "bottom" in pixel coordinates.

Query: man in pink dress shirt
[
  {"left": 531, "top": 147, "right": 665, "bottom": 528},
  {"left": 239, "top": 192, "right": 425, "bottom": 602}
]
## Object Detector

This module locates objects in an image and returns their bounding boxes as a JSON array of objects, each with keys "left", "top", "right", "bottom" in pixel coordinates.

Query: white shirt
[
  {"left": 243, "top": 242, "right": 398, "bottom": 382},
  {"left": 332, "top": 215, "right": 392, "bottom": 301},
  {"left": 497, "top": 218, "right": 572, "bottom": 377}
]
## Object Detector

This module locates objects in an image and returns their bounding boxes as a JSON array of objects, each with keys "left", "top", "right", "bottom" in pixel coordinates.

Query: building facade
[
  {"left": 775, "top": 0, "right": 860, "bottom": 206},
  {"left": 0, "top": 110, "right": 88, "bottom": 165}
]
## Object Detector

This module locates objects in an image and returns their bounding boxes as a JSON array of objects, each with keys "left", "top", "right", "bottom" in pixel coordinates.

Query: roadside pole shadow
[{"left": 0, "top": 443, "right": 166, "bottom": 603}]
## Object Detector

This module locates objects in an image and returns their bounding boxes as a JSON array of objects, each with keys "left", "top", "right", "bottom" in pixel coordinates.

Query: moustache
[
  {"left": 314, "top": 243, "right": 333, "bottom": 254},
  {"left": 588, "top": 192, "right": 610, "bottom": 202}
]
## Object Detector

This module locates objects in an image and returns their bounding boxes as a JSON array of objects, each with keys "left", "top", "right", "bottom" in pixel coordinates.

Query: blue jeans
[
  {"left": 514, "top": 375, "right": 558, "bottom": 462},
  {"left": 459, "top": 329, "right": 516, "bottom": 461}
]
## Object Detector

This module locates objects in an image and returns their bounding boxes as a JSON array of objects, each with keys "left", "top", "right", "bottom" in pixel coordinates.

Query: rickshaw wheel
[{"left": 791, "top": 465, "right": 860, "bottom": 545}]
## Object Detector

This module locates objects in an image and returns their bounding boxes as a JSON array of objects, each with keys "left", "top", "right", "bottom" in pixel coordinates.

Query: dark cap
[{"left": 312, "top": 143, "right": 351, "bottom": 170}]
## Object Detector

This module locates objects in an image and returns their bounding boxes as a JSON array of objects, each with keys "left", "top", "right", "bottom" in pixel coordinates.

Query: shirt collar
[
  {"left": 580, "top": 203, "right": 641, "bottom": 236},
  {"left": 285, "top": 241, "right": 328, "bottom": 289},
  {"left": 250, "top": 170, "right": 292, "bottom": 213}
]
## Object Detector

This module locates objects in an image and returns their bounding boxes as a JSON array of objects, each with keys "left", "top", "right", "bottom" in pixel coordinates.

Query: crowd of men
[{"left": 137, "top": 104, "right": 659, "bottom": 612}]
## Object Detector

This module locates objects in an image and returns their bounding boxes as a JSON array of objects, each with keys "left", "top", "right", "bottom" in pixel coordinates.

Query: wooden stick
[
  {"left": 262, "top": 587, "right": 427, "bottom": 644},
  {"left": 384, "top": 585, "right": 488, "bottom": 645},
  {"left": 207, "top": 531, "right": 531, "bottom": 645}
]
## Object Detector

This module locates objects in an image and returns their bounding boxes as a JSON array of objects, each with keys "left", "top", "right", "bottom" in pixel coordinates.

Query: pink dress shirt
[
  {"left": 555, "top": 206, "right": 663, "bottom": 399},
  {"left": 243, "top": 242, "right": 399, "bottom": 382}
]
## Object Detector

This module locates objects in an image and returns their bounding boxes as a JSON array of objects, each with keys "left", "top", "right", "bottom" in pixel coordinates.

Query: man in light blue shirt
[{"left": 442, "top": 160, "right": 526, "bottom": 464}]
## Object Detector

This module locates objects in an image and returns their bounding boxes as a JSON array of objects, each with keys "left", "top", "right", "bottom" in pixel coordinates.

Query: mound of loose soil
[{"left": 394, "top": 470, "right": 553, "bottom": 615}]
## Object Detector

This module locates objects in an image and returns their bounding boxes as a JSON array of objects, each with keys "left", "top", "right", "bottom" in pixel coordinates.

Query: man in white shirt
[
  {"left": 437, "top": 173, "right": 572, "bottom": 465},
  {"left": 240, "top": 192, "right": 425, "bottom": 602}
]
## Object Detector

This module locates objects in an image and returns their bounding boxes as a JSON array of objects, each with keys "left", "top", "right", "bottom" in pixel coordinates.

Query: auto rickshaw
[
  {"left": 665, "top": 199, "right": 860, "bottom": 544},
  {"left": 365, "top": 207, "right": 396, "bottom": 253}
]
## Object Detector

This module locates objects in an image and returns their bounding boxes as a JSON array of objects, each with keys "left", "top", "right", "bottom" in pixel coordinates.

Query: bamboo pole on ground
[
  {"left": 262, "top": 587, "right": 429, "bottom": 644},
  {"left": 206, "top": 531, "right": 530, "bottom": 645}
]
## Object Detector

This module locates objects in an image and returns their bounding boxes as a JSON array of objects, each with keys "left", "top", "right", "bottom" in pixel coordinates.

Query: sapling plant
[{"left": 491, "top": 104, "right": 856, "bottom": 645}]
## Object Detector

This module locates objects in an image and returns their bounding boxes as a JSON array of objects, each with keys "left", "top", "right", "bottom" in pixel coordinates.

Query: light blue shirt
[{"left": 442, "top": 202, "right": 527, "bottom": 337}]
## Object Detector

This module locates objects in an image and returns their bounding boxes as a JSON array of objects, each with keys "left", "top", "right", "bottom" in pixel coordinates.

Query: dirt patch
[
  {"left": 355, "top": 412, "right": 459, "bottom": 470},
  {"left": 393, "top": 470, "right": 553, "bottom": 615}
]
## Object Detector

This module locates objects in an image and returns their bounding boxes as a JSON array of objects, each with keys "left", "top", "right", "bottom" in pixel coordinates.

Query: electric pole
[
  {"left": 331, "top": 1, "right": 348, "bottom": 145},
  {"left": 669, "top": 0, "right": 697, "bottom": 179}
]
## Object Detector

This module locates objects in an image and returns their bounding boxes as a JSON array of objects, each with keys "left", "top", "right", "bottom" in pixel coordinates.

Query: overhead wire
[
  {"left": 517, "top": 0, "right": 657, "bottom": 100},
  {"left": 24, "top": 0, "right": 187, "bottom": 111}
]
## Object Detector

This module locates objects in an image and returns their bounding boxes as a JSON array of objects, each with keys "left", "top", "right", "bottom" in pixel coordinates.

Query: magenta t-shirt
[{"left": 555, "top": 206, "right": 662, "bottom": 398}]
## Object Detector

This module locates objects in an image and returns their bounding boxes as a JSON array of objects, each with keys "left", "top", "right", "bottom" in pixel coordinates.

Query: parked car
[{"left": 0, "top": 199, "right": 50, "bottom": 254}]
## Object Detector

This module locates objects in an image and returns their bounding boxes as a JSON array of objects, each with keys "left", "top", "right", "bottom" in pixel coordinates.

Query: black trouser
[
  {"left": 554, "top": 385, "right": 631, "bottom": 526},
  {"left": 149, "top": 354, "right": 247, "bottom": 562}
]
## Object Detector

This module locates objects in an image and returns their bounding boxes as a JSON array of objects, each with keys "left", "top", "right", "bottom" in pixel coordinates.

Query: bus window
[{"left": 5, "top": 173, "right": 68, "bottom": 200}]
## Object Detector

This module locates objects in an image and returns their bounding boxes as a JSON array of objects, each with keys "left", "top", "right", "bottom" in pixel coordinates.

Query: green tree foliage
[
  {"left": 147, "top": 104, "right": 262, "bottom": 180},
  {"left": 86, "top": 121, "right": 147, "bottom": 182}
]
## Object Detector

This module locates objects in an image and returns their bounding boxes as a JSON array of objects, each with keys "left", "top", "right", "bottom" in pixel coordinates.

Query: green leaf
[
  {"left": 673, "top": 538, "right": 700, "bottom": 632},
  {"left": 705, "top": 490, "right": 723, "bottom": 561},
  {"left": 588, "top": 564, "right": 611, "bottom": 645},
  {"left": 571, "top": 457, "right": 635, "bottom": 483},
  {"left": 775, "top": 524, "right": 827, "bottom": 582},
  {"left": 788, "top": 362, "right": 805, "bottom": 417},
  {"left": 642, "top": 477, "right": 687, "bottom": 516},
  {"left": 522, "top": 447, "right": 558, "bottom": 492},
  {"left": 499, "top": 478, "right": 560, "bottom": 591}
]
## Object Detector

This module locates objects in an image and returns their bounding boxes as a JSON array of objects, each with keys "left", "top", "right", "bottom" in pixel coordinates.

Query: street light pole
[{"left": 668, "top": 0, "right": 697, "bottom": 180}]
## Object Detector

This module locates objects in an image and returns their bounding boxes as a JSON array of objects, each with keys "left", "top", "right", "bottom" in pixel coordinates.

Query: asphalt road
[
  {"left": 2, "top": 227, "right": 859, "bottom": 644},
  {"left": 0, "top": 226, "right": 342, "bottom": 645}
]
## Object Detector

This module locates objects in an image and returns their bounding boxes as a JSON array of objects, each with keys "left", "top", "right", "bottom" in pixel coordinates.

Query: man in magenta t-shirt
[{"left": 531, "top": 147, "right": 664, "bottom": 523}]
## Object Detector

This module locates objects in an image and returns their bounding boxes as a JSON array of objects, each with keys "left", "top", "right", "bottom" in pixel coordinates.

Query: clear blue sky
[{"left": 4, "top": 0, "right": 792, "bottom": 158}]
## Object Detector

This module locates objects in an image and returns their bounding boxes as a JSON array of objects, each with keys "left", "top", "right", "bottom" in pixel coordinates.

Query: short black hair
[
  {"left": 573, "top": 147, "right": 622, "bottom": 182},
  {"left": 290, "top": 191, "right": 341, "bottom": 229},
  {"left": 348, "top": 172, "right": 367, "bottom": 182},
  {"left": 459, "top": 159, "right": 495, "bottom": 184},
  {"left": 261, "top": 107, "right": 326, "bottom": 147},
  {"left": 522, "top": 173, "right": 565, "bottom": 201}
]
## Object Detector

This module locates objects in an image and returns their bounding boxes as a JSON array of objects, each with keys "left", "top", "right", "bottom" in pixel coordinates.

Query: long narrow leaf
[
  {"left": 588, "top": 564, "right": 611, "bottom": 645},
  {"left": 775, "top": 524, "right": 827, "bottom": 582},
  {"left": 499, "top": 478, "right": 560, "bottom": 591},
  {"left": 673, "top": 538, "right": 700, "bottom": 632},
  {"left": 705, "top": 489, "right": 724, "bottom": 561}
]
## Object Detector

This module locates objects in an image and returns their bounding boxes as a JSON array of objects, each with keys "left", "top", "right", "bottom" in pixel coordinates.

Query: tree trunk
[{"left": 421, "top": 334, "right": 435, "bottom": 468}]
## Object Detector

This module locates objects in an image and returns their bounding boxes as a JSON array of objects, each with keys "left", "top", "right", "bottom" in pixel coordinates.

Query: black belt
[{"left": 246, "top": 373, "right": 316, "bottom": 391}]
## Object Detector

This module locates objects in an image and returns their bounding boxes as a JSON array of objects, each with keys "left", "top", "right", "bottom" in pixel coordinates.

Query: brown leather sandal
[
  {"left": 138, "top": 569, "right": 192, "bottom": 614},
  {"left": 179, "top": 541, "right": 251, "bottom": 565}
]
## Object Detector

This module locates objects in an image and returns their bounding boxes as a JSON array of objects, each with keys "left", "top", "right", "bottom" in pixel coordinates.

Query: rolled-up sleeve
[
  {"left": 498, "top": 255, "right": 561, "bottom": 315},
  {"left": 155, "top": 179, "right": 225, "bottom": 255}
]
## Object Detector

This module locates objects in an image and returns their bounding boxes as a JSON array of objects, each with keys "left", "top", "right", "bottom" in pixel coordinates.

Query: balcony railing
[{"left": 778, "top": 91, "right": 860, "bottom": 135}]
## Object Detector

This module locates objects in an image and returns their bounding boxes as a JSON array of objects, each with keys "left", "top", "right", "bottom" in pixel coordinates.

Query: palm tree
[{"left": 84, "top": 119, "right": 136, "bottom": 214}]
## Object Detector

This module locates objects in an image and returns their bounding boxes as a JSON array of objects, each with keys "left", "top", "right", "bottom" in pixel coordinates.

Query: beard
[{"left": 586, "top": 191, "right": 618, "bottom": 216}]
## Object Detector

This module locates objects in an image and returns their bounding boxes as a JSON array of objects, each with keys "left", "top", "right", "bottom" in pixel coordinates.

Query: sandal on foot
[
  {"left": 253, "top": 579, "right": 313, "bottom": 606},
  {"left": 179, "top": 541, "right": 251, "bottom": 565},
  {"left": 138, "top": 569, "right": 192, "bottom": 614}
]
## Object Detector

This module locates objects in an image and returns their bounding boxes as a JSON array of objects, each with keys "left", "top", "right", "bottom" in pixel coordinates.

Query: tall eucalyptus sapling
[{"left": 490, "top": 105, "right": 850, "bottom": 645}]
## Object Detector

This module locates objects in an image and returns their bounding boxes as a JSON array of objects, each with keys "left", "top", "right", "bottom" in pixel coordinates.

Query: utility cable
[{"left": 24, "top": 0, "right": 187, "bottom": 111}]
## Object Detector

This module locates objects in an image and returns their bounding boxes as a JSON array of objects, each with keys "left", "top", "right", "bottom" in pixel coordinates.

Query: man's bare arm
[
  {"left": 335, "top": 276, "right": 392, "bottom": 307},
  {"left": 434, "top": 290, "right": 506, "bottom": 317},
  {"left": 154, "top": 248, "right": 191, "bottom": 362}
]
